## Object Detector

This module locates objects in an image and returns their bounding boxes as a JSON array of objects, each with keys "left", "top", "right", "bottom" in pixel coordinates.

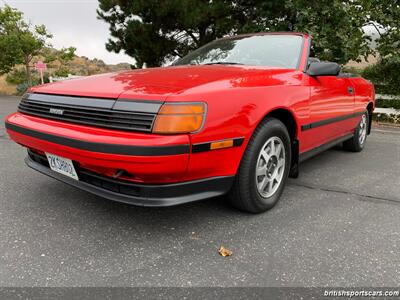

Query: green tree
[
  {"left": 364, "top": 0, "right": 399, "bottom": 58},
  {"left": 361, "top": 1, "right": 400, "bottom": 95},
  {"left": 0, "top": 6, "right": 24, "bottom": 74},
  {"left": 44, "top": 46, "right": 76, "bottom": 64},
  {"left": 97, "top": 0, "right": 371, "bottom": 68},
  {"left": 56, "top": 46, "right": 77, "bottom": 76},
  {"left": 282, "top": 0, "right": 371, "bottom": 64},
  {"left": 44, "top": 46, "right": 77, "bottom": 77},
  {"left": 0, "top": 5, "right": 52, "bottom": 86}
]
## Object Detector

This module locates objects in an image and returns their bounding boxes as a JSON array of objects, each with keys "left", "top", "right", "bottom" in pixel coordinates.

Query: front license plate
[{"left": 46, "top": 153, "right": 79, "bottom": 181}]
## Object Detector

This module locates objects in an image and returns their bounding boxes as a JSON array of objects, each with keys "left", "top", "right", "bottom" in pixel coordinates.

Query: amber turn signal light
[
  {"left": 210, "top": 139, "right": 234, "bottom": 150},
  {"left": 152, "top": 103, "right": 206, "bottom": 134}
]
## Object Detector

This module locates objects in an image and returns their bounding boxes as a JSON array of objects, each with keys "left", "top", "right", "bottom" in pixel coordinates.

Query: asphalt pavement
[{"left": 1, "top": 95, "right": 400, "bottom": 287}]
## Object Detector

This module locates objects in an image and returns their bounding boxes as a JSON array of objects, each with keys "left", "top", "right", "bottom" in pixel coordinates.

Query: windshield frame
[{"left": 172, "top": 33, "right": 306, "bottom": 70}]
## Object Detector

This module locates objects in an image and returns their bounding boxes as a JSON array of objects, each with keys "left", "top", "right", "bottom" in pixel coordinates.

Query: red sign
[
  {"left": 35, "top": 61, "right": 47, "bottom": 84},
  {"left": 35, "top": 61, "right": 47, "bottom": 71}
]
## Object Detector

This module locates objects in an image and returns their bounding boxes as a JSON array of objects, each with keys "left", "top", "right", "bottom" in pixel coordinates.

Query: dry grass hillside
[
  {"left": 0, "top": 75, "right": 17, "bottom": 95},
  {"left": 60, "top": 56, "right": 131, "bottom": 76},
  {"left": 0, "top": 50, "right": 131, "bottom": 95},
  {"left": 42, "top": 47, "right": 131, "bottom": 76},
  {"left": 345, "top": 54, "right": 378, "bottom": 70}
]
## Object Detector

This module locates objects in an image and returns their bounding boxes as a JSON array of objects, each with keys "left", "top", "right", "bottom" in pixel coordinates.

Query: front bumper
[
  {"left": 6, "top": 111, "right": 239, "bottom": 206},
  {"left": 26, "top": 151, "right": 234, "bottom": 207},
  {"left": 5, "top": 113, "right": 190, "bottom": 183}
]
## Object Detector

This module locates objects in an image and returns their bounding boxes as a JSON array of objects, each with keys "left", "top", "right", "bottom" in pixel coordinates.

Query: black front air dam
[{"left": 25, "top": 156, "right": 234, "bottom": 207}]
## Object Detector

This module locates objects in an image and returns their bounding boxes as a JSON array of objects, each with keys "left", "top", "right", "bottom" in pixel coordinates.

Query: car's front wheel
[{"left": 229, "top": 117, "right": 291, "bottom": 213}]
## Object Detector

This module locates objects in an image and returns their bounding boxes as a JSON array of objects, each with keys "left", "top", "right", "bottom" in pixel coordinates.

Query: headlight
[{"left": 152, "top": 102, "right": 206, "bottom": 134}]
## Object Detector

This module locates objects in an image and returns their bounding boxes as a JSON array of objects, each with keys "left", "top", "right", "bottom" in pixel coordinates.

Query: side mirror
[{"left": 307, "top": 62, "right": 341, "bottom": 76}]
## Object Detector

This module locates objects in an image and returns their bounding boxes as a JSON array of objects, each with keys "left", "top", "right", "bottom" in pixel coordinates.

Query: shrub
[
  {"left": 54, "top": 67, "right": 70, "bottom": 77},
  {"left": 373, "top": 113, "right": 400, "bottom": 125},
  {"left": 6, "top": 68, "right": 50, "bottom": 86},
  {"left": 362, "top": 57, "right": 400, "bottom": 96},
  {"left": 341, "top": 66, "right": 362, "bottom": 76},
  {"left": 376, "top": 99, "right": 400, "bottom": 109},
  {"left": 6, "top": 68, "right": 27, "bottom": 85},
  {"left": 16, "top": 82, "right": 29, "bottom": 95}
]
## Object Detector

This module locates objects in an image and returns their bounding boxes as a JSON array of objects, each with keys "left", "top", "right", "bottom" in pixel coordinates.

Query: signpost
[{"left": 34, "top": 61, "right": 47, "bottom": 85}]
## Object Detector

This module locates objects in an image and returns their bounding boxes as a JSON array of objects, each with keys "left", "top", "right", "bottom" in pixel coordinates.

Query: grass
[{"left": 0, "top": 75, "right": 16, "bottom": 95}]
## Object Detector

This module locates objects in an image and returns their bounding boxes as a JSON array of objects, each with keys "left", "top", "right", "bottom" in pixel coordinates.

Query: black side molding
[
  {"left": 5, "top": 122, "right": 190, "bottom": 156},
  {"left": 301, "top": 111, "right": 366, "bottom": 132},
  {"left": 289, "top": 139, "right": 299, "bottom": 178}
]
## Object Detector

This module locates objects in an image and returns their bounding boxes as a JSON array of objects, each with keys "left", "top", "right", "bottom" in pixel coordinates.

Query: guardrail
[
  {"left": 375, "top": 94, "right": 400, "bottom": 120},
  {"left": 376, "top": 94, "right": 400, "bottom": 100}
]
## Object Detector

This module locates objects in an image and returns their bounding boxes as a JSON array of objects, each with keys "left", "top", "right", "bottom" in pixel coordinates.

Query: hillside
[
  {"left": 51, "top": 53, "right": 131, "bottom": 76},
  {"left": 0, "top": 49, "right": 131, "bottom": 95},
  {"left": 40, "top": 47, "right": 131, "bottom": 76}
]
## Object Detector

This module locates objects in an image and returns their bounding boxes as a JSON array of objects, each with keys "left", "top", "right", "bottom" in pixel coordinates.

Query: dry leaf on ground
[{"left": 218, "top": 246, "right": 232, "bottom": 257}]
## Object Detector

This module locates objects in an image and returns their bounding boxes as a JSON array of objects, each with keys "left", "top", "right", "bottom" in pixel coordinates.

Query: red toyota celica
[{"left": 5, "top": 32, "right": 375, "bottom": 213}]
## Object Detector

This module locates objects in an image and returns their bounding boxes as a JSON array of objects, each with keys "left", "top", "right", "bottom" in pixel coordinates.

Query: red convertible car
[{"left": 5, "top": 32, "right": 375, "bottom": 213}]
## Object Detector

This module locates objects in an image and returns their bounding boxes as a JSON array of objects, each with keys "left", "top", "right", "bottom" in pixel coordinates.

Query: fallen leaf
[{"left": 218, "top": 246, "right": 232, "bottom": 257}]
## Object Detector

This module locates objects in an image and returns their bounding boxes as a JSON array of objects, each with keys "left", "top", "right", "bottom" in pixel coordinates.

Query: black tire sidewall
[{"left": 237, "top": 119, "right": 291, "bottom": 212}]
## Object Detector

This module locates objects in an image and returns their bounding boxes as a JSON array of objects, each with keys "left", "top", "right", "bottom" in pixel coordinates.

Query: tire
[
  {"left": 343, "top": 112, "right": 369, "bottom": 152},
  {"left": 229, "top": 117, "right": 291, "bottom": 213}
]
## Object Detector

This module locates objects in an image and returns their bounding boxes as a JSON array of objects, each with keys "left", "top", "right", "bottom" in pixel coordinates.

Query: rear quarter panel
[{"left": 350, "top": 77, "right": 375, "bottom": 112}]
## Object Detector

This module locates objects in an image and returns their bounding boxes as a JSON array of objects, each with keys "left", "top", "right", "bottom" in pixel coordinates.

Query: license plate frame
[{"left": 45, "top": 153, "right": 79, "bottom": 181}]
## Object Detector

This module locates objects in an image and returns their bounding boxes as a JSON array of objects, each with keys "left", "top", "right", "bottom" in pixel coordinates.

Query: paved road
[{"left": 1, "top": 96, "right": 400, "bottom": 287}]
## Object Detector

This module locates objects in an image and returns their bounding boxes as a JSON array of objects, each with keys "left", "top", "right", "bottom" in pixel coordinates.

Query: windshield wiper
[{"left": 202, "top": 62, "right": 245, "bottom": 65}]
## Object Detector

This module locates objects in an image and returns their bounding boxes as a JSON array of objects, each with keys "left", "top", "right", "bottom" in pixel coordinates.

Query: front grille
[{"left": 18, "top": 95, "right": 157, "bottom": 132}]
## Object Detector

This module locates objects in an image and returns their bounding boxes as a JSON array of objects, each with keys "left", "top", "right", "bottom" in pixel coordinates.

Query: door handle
[{"left": 348, "top": 86, "right": 354, "bottom": 94}]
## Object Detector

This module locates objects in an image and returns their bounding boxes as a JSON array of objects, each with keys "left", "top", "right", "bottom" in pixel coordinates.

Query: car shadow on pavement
[{"left": 34, "top": 178, "right": 250, "bottom": 231}]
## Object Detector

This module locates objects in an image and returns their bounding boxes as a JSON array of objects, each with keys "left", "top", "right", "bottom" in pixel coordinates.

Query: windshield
[{"left": 173, "top": 34, "right": 303, "bottom": 69}]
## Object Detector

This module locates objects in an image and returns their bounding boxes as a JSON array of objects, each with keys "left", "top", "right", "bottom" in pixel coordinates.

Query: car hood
[{"left": 30, "top": 65, "right": 296, "bottom": 100}]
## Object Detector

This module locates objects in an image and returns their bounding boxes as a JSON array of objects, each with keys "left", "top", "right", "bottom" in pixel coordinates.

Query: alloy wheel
[
  {"left": 359, "top": 114, "right": 367, "bottom": 145},
  {"left": 255, "top": 136, "right": 286, "bottom": 198}
]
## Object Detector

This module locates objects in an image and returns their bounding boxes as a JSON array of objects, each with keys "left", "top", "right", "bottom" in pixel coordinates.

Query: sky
[{"left": 1, "top": 0, "right": 133, "bottom": 64}]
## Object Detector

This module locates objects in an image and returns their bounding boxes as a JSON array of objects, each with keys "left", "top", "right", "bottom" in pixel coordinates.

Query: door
[{"left": 306, "top": 75, "right": 355, "bottom": 148}]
